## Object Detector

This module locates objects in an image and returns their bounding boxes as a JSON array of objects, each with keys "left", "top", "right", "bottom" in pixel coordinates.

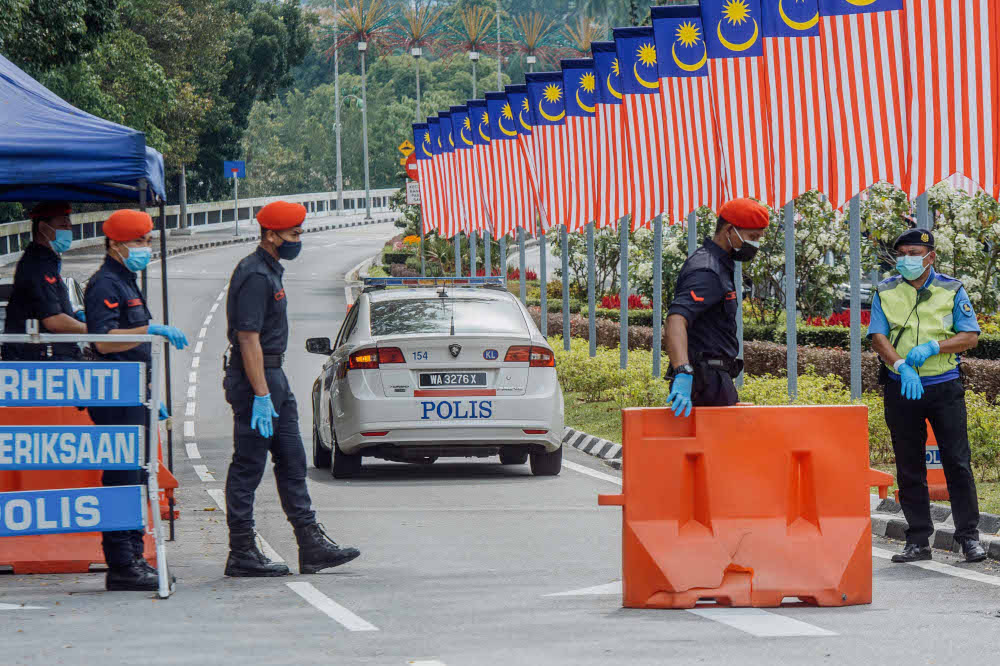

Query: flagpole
[
  {"left": 561, "top": 225, "right": 570, "bottom": 350},
  {"left": 784, "top": 201, "right": 797, "bottom": 399},
  {"left": 586, "top": 222, "right": 596, "bottom": 357},
  {"left": 470, "top": 228, "right": 477, "bottom": 276},
  {"left": 539, "top": 217, "right": 547, "bottom": 337},
  {"left": 455, "top": 232, "right": 462, "bottom": 277},
  {"left": 687, "top": 210, "right": 697, "bottom": 256},
  {"left": 736, "top": 257, "right": 744, "bottom": 389},
  {"left": 619, "top": 215, "right": 628, "bottom": 370},
  {"left": 849, "top": 194, "right": 862, "bottom": 400},
  {"left": 652, "top": 214, "right": 662, "bottom": 378},
  {"left": 520, "top": 57, "right": 536, "bottom": 316},
  {"left": 518, "top": 228, "right": 526, "bottom": 303}
]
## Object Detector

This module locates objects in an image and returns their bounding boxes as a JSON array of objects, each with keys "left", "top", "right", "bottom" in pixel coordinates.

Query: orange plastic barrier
[
  {"left": 598, "top": 405, "right": 895, "bottom": 609},
  {"left": 893, "top": 421, "right": 948, "bottom": 502},
  {"left": 0, "top": 407, "right": 172, "bottom": 573}
]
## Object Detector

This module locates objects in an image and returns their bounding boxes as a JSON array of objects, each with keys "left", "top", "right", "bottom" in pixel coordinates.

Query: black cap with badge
[{"left": 893, "top": 227, "right": 935, "bottom": 251}]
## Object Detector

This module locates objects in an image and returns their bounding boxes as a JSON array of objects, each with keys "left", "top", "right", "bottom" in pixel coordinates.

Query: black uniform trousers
[
  {"left": 884, "top": 378, "right": 980, "bottom": 545},
  {"left": 670, "top": 366, "right": 739, "bottom": 408},
  {"left": 87, "top": 405, "right": 148, "bottom": 568},
  {"left": 223, "top": 365, "right": 316, "bottom": 534}
]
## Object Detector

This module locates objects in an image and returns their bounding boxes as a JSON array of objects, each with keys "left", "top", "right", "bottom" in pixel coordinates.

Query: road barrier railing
[
  {"left": 0, "top": 326, "right": 173, "bottom": 598},
  {"left": 598, "top": 405, "right": 895, "bottom": 609}
]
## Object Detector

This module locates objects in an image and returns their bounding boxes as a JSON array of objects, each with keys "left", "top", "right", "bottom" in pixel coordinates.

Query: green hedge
[
  {"left": 382, "top": 251, "right": 411, "bottom": 266},
  {"left": 527, "top": 297, "right": 582, "bottom": 314},
  {"left": 579, "top": 307, "right": 657, "bottom": 327}
]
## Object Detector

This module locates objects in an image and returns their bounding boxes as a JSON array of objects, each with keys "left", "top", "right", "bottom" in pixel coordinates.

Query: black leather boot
[
  {"left": 294, "top": 523, "right": 361, "bottom": 574},
  {"left": 106, "top": 560, "right": 160, "bottom": 591},
  {"left": 959, "top": 539, "right": 987, "bottom": 563},
  {"left": 225, "top": 531, "right": 290, "bottom": 577},
  {"left": 891, "top": 544, "right": 933, "bottom": 563}
]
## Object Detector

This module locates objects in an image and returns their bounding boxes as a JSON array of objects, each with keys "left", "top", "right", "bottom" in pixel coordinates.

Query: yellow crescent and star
[
  {"left": 607, "top": 58, "right": 623, "bottom": 100},
  {"left": 518, "top": 97, "right": 533, "bottom": 131},
  {"left": 538, "top": 83, "right": 566, "bottom": 122},
  {"left": 461, "top": 116, "right": 474, "bottom": 145},
  {"left": 499, "top": 102, "right": 518, "bottom": 136},
  {"left": 778, "top": 0, "right": 819, "bottom": 31},
  {"left": 633, "top": 43, "right": 660, "bottom": 89},
  {"left": 478, "top": 112, "right": 491, "bottom": 142},
  {"left": 717, "top": 0, "right": 759, "bottom": 52},
  {"left": 576, "top": 72, "right": 596, "bottom": 113},
  {"left": 672, "top": 21, "right": 707, "bottom": 72},
  {"left": 422, "top": 131, "right": 432, "bottom": 157}
]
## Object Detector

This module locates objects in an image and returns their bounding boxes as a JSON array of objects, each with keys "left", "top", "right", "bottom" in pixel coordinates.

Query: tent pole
[
  {"left": 139, "top": 179, "right": 148, "bottom": 298},
  {"left": 158, "top": 201, "right": 176, "bottom": 541}
]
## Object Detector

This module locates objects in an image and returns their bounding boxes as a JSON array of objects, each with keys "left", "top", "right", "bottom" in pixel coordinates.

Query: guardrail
[{"left": 0, "top": 188, "right": 400, "bottom": 259}]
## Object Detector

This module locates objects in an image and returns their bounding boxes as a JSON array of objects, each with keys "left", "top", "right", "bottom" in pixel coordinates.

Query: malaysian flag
[
  {"left": 759, "top": 0, "right": 829, "bottom": 207},
  {"left": 525, "top": 72, "right": 573, "bottom": 232},
  {"left": 561, "top": 58, "right": 599, "bottom": 233},
  {"left": 486, "top": 92, "right": 535, "bottom": 239},
  {"left": 591, "top": 41, "right": 631, "bottom": 229},
  {"left": 614, "top": 26, "right": 668, "bottom": 230},
  {"left": 506, "top": 85, "right": 541, "bottom": 237},
  {"left": 438, "top": 111, "right": 462, "bottom": 237},
  {"left": 413, "top": 122, "right": 441, "bottom": 235},
  {"left": 651, "top": 6, "right": 725, "bottom": 222},
  {"left": 451, "top": 105, "right": 486, "bottom": 234},
  {"left": 818, "top": 0, "right": 907, "bottom": 208},
  {"left": 701, "top": 0, "right": 775, "bottom": 206},
  {"left": 426, "top": 117, "right": 451, "bottom": 235},
  {"left": 469, "top": 99, "right": 497, "bottom": 235},
  {"left": 905, "top": 0, "right": 998, "bottom": 199}
]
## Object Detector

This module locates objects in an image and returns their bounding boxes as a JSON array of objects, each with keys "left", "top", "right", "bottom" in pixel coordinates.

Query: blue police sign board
[
  {"left": 0, "top": 486, "right": 145, "bottom": 537},
  {"left": 0, "top": 426, "right": 143, "bottom": 470},
  {"left": 224, "top": 160, "right": 246, "bottom": 179},
  {"left": 0, "top": 362, "right": 145, "bottom": 407}
]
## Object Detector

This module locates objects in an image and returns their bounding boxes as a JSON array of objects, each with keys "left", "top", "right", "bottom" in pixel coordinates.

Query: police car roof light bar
[{"left": 362, "top": 276, "right": 506, "bottom": 290}]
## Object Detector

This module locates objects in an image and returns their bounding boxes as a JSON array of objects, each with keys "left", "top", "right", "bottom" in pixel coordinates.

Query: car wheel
[
  {"left": 331, "top": 437, "right": 362, "bottom": 479},
  {"left": 312, "top": 422, "right": 331, "bottom": 469},
  {"left": 530, "top": 445, "right": 562, "bottom": 476},
  {"left": 499, "top": 448, "right": 529, "bottom": 465}
]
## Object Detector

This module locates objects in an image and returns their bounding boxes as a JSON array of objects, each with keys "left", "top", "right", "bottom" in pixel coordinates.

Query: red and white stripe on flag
[
  {"left": 491, "top": 140, "right": 535, "bottom": 240},
  {"left": 529, "top": 125, "right": 572, "bottom": 231},
  {"left": 906, "top": 0, "right": 998, "bottom": 199},
  {"left": 622, "top": 94, "right": 668, "bottom": 230},
  {"left": 473, "top": 143, "right": 497, "bottom": 235},
  {"left": 708, "top": 57, "right": 775, "bottom": 207},
  {"left": 445, "top": 152, "right": 466, "bottom": 236},
  {"left": 564, "top": 116, "right": 597, "bottom": 232},
  {"left": 416, "top": 160, "right": 441, "bottom": 234},
  {"left": 818, "top": 9, "right": 908, "bottom": 208},
  {"left": 454, "top": 149, "right": 477, "bottom": 233},
  {"left": 461, "top": 149, "right": 489, "bottom": 233},
  {"left": 658, "top": 76, "right": 724, "bottom": 222},
  {"left": 764, "top": 31, "right": 830, "bottom": 207},
  {"left": 593, "top": 104, "right": 631, "bottom": 228}
]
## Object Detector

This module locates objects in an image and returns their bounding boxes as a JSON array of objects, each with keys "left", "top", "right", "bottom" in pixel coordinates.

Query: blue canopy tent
[
  {"left": 0, "top": 53, "right": 165, "bottom": 203},
  {"left": 0, "top": 53, "right": 177, "bottom": 536}
]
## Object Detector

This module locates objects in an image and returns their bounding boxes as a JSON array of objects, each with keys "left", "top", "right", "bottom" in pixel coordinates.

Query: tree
[{"left": 2, "top": 0, "right": 119, "bottom": 75}]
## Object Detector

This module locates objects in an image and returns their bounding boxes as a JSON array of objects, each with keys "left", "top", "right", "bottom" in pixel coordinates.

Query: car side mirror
[{"left": 305, "top": 337, "right": 333, "bottom": 355}]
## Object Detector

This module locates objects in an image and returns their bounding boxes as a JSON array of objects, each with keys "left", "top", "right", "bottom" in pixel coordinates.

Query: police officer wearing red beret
[
  {"left": 1, "top": 202, "right": 87, "bottom": 361},
  {"left": 86, "top": 209, "right": 189, "bottom": 591},
  {"left": 222, "top": 201, "right": 360, "bottom": 577},
  {"left": 665, "top": 199, "right": 770, "bottom": 416}
]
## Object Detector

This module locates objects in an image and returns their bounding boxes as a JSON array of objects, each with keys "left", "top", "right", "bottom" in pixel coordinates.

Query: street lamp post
[
  {"left": 412, "top": 46, "right": 422, "bottom": 122},
  {"left": 333, "top": 0, "right": 343, "bottom": 213},
  {"left": 469, "top": 49, "right": 481, "bottom": 277},
  {"left": 358, "top": 40, "right": 372, "bottom": 221}
]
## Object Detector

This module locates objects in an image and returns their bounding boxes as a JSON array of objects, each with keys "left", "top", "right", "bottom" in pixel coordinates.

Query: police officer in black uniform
[
  {"left": 85, "top": 210, "right": 189, "bottom": 591},
  {"left": 2, "top": 202, "right": 86, "bottom": 361},
  {"left": 223, "top": 200, "right": 360, "bottom": 577},
  {"left": 666, "top": 199, "right": 770, "bottom": 416}
]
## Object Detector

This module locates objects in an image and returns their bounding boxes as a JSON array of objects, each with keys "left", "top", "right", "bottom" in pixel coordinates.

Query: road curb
[{"left": 561, "top": 427, "right": 621, "bottom": 464}]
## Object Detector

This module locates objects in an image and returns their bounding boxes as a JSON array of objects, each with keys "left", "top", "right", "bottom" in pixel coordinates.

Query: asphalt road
[{"left": 3, "top": 221, "right": 1000, "bottom": 665}]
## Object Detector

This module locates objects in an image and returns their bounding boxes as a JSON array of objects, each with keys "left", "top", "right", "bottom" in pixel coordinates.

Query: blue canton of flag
[
  {"left": 468, "top": 100, "right": 490, "bottom": 146},
  {"left": 427, "top": 116, "right": 442, "bottom": 154},
  {"left": 653, "top": 5, "right": 709, "bottom": 78},
  {"left": 562, "top": 59, "right": 598, "bottom": 117},
  {"left": 439, "top": 112, "right": 455, "bottom": 153},
  {"left": 613, "top": 27, "right": 661, "bottom": 95},
  {"left": 487, "top": 92, "right": 517, "bottom": 140},
  {"left": 413, "top": 122, "right": 431, "bottom": 160},
  {"left": 525, "top": 73, "right": 566, "bottom": 127},
  {"left": 591, "top": 41, "right": 624, "bottom": 106},
  {"left": 818, "top": 0, "right": 901, "bottom": 17},
  {"left": 762, "top": 0, "right": 819, "bottom": 36},
  {"left": 450, "top": 106, "right": 473, "bottom": 150},
  {"left": 505, "top": 85, "right": 533, "bottom": 137},
  {"left": 702, "top": 0, "right": 765, "bottom": 59}
]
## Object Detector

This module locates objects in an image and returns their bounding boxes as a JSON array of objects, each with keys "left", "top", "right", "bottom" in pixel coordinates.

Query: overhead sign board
[
  {"left": 0, "top": 362, "right": 145, "bottom": 407},
  {"left": 223, "top": 160, "right": 246, "bottom": 179},
  {"left": 0, "top": 486, "right": 146, "bottom": 537},
  {"left": 0, "top": 426, "right": 144, "bottom": 471},
  {"left": 406, "top": 181, "right": 421, "bottom": 205}
]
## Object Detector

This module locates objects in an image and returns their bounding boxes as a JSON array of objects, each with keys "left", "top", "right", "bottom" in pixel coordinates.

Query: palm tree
[
  {"left": 392, "top": 2, "right": 445, "bottom": 122},
  {"left": 563, "top": 14, "right": 605, "bottom": 56},
  {"left": 452, "top": 5, "right": 495, "bottom": 98},
  {"left": 512, "top": 12, "right": 557, "bottom": 70}
]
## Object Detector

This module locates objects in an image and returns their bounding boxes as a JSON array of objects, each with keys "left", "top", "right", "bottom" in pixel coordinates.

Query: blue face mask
[
  {"left": 896, "top": 253, "right": 929, "bottom": 281},
  {"left": 122, "top": 246, "right": 152, "bottom": 273},
  {"left": 277, "top": 239, "right": 302, "bottom": 261},
  {"left": 43, "top": 223, "right": 73, "bottom": 254}
]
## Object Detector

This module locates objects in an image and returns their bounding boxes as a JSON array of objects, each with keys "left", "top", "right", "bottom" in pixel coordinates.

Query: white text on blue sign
[
  {"left": 0, "top": 362, "right": 145, "bottom": 406},
  {"left": 0, "top": 486, "right": 145, "bottom": 537},
  {"left": 0, "top": 426, "right": 143, "bottom": 470}
]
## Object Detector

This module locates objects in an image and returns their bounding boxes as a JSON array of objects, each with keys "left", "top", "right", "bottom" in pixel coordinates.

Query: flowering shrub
[
  {"left": 600, "top": 294, "right": 651, "bottom": 310},
  {"left": 507, "top": 268, "right": 538, "bottom": 281},
  {"left": 805, "top": 310, "right": 872, "bottom": 328},
  {"left": 403, "top": 235, "right": 420, "bottom": 246}
]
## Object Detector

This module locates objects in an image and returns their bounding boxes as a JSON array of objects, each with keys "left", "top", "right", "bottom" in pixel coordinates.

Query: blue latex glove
[
  {"left": 905, "top": 340, "right": 940, "bottom": 368},
  {"left": 158, "top": 402, "right": 169, "bottom": 421},
  {"left": 667, "top": 373, "right": 694, "bottom": 418},
  {"left": 898, "top": 364, "right": 925, "bottom": 401},
  {"left": 250, "top": 394, "right": 279, "bottom": 438},
  {"left": 74, "top": 309, "right": 86, "bottom": 322},
  {"left": 148, "top": 323, "right": 189, "bottom": 350}
]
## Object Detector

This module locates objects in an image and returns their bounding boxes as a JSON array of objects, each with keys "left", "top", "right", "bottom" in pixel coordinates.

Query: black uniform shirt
[
  {"left": 227, "top": 247, "right": 288, "bottom": 355},
  {"left": 667, "top": 238, "right": 739, "bottom": 361},
  {"left": 85, "top": 256, "right": 152, "bottom": 363},
  {"left": 2, "top": 242, "right": 80, "bottom": 360}
]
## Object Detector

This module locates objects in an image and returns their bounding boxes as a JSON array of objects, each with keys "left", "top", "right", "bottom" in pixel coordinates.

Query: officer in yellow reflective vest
[{"left": 869, "top": 228, "right": 986, "bottom": 564}]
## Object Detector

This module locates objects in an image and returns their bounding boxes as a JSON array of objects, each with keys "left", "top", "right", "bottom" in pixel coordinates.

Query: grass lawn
[{"left": 564, "top": 391, "right": 1000, "bottom": 515}]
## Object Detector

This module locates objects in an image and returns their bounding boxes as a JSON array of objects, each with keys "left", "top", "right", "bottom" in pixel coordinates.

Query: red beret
[
  {"left": 257, "top": 201, "right": 307, "bottom": 230},
  {"left": 717, "top": 198, "right": 770, "bottom": 230},
  {"left": 103, "top": 210, "right": 153, "bottom": 242},
  {"left": 29, "top": 202, "right": 72, "bottom": 219}
]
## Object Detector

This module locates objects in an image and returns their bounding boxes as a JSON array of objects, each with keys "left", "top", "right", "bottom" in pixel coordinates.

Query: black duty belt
[
  {"left": 262, "top": 354, "right": 284, "bottom": 368},
  {"left": 224, "top": 349, "right": 284, "bottom": 370},
  {"left": 694, "top": 355, "right": 743, "bottom": 378}
]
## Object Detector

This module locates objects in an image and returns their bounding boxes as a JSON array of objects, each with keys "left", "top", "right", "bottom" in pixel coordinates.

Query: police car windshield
[{"left": 370, "top": 297, "right": 527, "bottom": 337}]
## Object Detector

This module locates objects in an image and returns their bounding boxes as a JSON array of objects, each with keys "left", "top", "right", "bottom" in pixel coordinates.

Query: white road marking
[
  {"left": 408, "top": 661, "right": 447, "bottom": 666},
  {"left": 562, "top": 460, "right": 622, "bottom": 486},
  {"left": 688, "top": 608, "right": 836, "bottom": 638},
  {"left": 195, "top": 341, "right": 204, "bottom": 354},
  {"left": 204, "top": 315, "right": 213, "bottom": 327},
  {"left": 216, "top": 292, "right": 224, "bottom": 302},
  {"left": 210, "top": 302, "right": 219, "bottom": 313},
  {"left": 187, "top": 385, "right": 197, "bottom": 399},
  {"left": 193, "top": 465, "right": 215, "bottom": 482},
  {"left": 184, "top": 421, "right": 195, "bottom": 437},
  {"left": 872, "top": 547, "right": 1000, "bottom": 587},
  {"left": 185, "top": 442, "right": 201, "bottom": 459},
  {"left": 189, "top": 371, "right": 197, "bottom": 384},
  {"left": 205, "top": 489, "right": 285, "bottom": 563},
  {"left": 185, "top": 401, "right": 196, "bottom": 416},
  {"left": 198, "top": 328, "right": 207, "bottom": 339},
  {"left": 192, "top": 356, "right": 200, "bottom": 368},
  {"left": 0, "top": 603, "right": 45, "bottom": 610},
  {"left": 285, "top": 582, "right": 379, "bottom": 632},
  {"left": 545, "top": 581, "right": 621, "bottom": 597}
]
